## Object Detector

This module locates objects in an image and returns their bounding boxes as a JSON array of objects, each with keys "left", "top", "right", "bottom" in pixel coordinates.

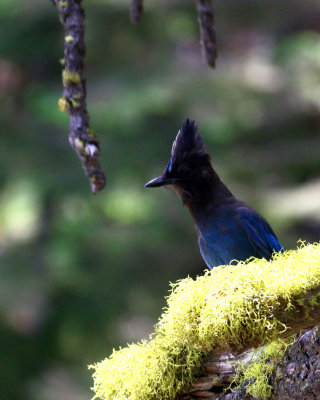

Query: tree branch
[
  {"left": 273, "top": 327, "right": 320, "bottom": 400},
  {"left": 195, "top": 0, "right": 217, "bottom": 68},
  {"left": 91, "top": 244, "right": 320, "bottom": 400},
  {"left": 179, "top": 326, "right": 320, "bottom": 400},
  {"left": 52, "top": 0, "right": 106, "bottom": 194},
  {"left": 130, "top": 0, "right": 143, "bottom": 24},
  {"left": 176, "top": 281, "right": 320, "bottom": 399},
  {"left": 129, "top": 0, "right": 217, "bottom": 68}
]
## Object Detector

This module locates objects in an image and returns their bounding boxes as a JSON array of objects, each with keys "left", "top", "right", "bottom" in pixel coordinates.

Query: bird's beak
[{"left": 144, "top": 175, "right": 177, "bottom": 188}]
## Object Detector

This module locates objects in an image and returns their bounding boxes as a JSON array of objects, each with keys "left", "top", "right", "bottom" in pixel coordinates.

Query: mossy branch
[
  {"left": 90, "top": 243, "right": 320, "bottom": 400},
  {"left": 183, "top": 326, "right": 320, "bottom": 399},
  {"left": 52, "top": 0, "right": 106, "bottom": 194}
]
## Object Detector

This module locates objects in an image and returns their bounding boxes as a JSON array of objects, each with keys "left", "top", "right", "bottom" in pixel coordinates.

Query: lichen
[
  {"left": 58, "top": 97, "right": 68, "bottom": 112},
  {"left": 87, "top": 128, "right": 95, "bottom": 138},
  {"left": 85, "top": 143, "right": 98, "bottom": 157},
  {"left": 70, "top": 98, "right": 80, "bottom": 108},
  {"left": 90, "top": 242, "right": 320, "bottom": 400},
  {"left": 65, "top": 35, "right": 74, "bottom": 43},
  {"left": 62, "top": 69, "right": 81, "bottom": 85},
  {"left": 233, "top": 337, "right": 293, "bottom": 399},
  {"left": 73, "top": 137, "right": 84, "bottom": 150}
]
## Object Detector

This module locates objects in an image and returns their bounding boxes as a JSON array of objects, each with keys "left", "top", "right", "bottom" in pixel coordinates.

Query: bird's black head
[{"left": 145, "top": 119, "right": 213, "bottom": 201}]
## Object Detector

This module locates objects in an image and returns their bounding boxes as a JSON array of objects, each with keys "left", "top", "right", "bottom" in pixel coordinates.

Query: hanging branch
[
  {"left": 52, "top": 0, "right": 106, "bottom": 194},
  {"left": 128, "top": 0, "right": 217, "bottom": 68},
  {"left": 130, "top": 0, "right": 144, "bottom": 24},
  {"left": 196, "top": 0, "right": 217, "bottom": 68}
]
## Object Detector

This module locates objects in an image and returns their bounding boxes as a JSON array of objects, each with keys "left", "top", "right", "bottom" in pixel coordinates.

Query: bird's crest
[{"left": 169, "top": 119, "right": 209, "bottom": 171}]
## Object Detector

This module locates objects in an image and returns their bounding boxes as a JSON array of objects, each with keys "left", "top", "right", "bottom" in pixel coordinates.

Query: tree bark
[
  {"left": 52, "top": 0, "right": 106, "bottom": 194},
  {"left": 273, "top": 327, "right": 320, "bottom": 400},
  {"left": 177, "top": 326, "right": 320, "bottom": 400},
  {"left": 130, "top": 0, "right": 143, "bottom": 23},
  {"left": 196, "top": 0, "right": 217, "bottom": 67}
]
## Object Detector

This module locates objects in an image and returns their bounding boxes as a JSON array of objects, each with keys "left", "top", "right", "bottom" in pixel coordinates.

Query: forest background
[{"left": 1, "top": 0, "right": 320, "bottom": 399}]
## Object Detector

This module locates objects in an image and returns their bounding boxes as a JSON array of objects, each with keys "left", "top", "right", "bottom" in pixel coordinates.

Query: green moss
[
  {"left": 309, "top": 293, "right": 320, "bottom": 308},
  {"left": 62, "top": 69, "right": 81, "bottom": 85},
  {"left": 234, "top": 338, "right": 293, "bottom": 399},
  {"left": 156, "top": 243, "right": 320, "bottom": 353},
  {"left": 90, "top": 337, "right": 202, "bottom": 400},
  {"left": 91, "top": 243, "right": 320, "bottom": 400}
]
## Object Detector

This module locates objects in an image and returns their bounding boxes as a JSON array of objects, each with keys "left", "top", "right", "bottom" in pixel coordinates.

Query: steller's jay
[{"left": 145, "top": 119, "right": 284, "bottom": 269}]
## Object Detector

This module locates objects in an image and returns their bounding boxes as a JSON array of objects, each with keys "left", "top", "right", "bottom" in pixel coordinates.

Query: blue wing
[
  {"left": 196, "top": 203, "right": 284, "bottom": 269},
  {"left": 198, "top": 233, "right": 226, "bottom": 269},
  {"left": 237, "top": 205, "right": 284, "bottom": 259}
]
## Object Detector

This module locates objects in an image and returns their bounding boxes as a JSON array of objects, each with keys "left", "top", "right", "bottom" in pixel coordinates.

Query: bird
[{"left": 145, "top": 118, "right": 284, "bottom": 269}]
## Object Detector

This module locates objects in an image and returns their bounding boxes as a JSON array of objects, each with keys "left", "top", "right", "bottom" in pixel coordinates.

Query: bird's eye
[{"left": 181, "top": 167, "right": 191, "bottom": 178}]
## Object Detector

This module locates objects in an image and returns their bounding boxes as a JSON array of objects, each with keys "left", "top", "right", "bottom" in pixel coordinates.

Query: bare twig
[
  {"left": 196, "top": 0, "right": 217, "bottom": 68},
  {"left": 130, "top": 0, "right": 144, "bottom": 23},
  {"left": 52, "top": 0, "right": 106, "bottom": 194}
]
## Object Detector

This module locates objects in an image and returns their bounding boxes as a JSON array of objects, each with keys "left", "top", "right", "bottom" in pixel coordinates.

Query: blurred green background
[{"left": 1, "top": 0, "right": 320, "bottom": 398}]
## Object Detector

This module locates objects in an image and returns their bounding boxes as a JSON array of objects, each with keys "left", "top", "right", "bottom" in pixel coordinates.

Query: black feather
[{"left": 170, "top": 118, "right": 209, "bottom": 166}]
